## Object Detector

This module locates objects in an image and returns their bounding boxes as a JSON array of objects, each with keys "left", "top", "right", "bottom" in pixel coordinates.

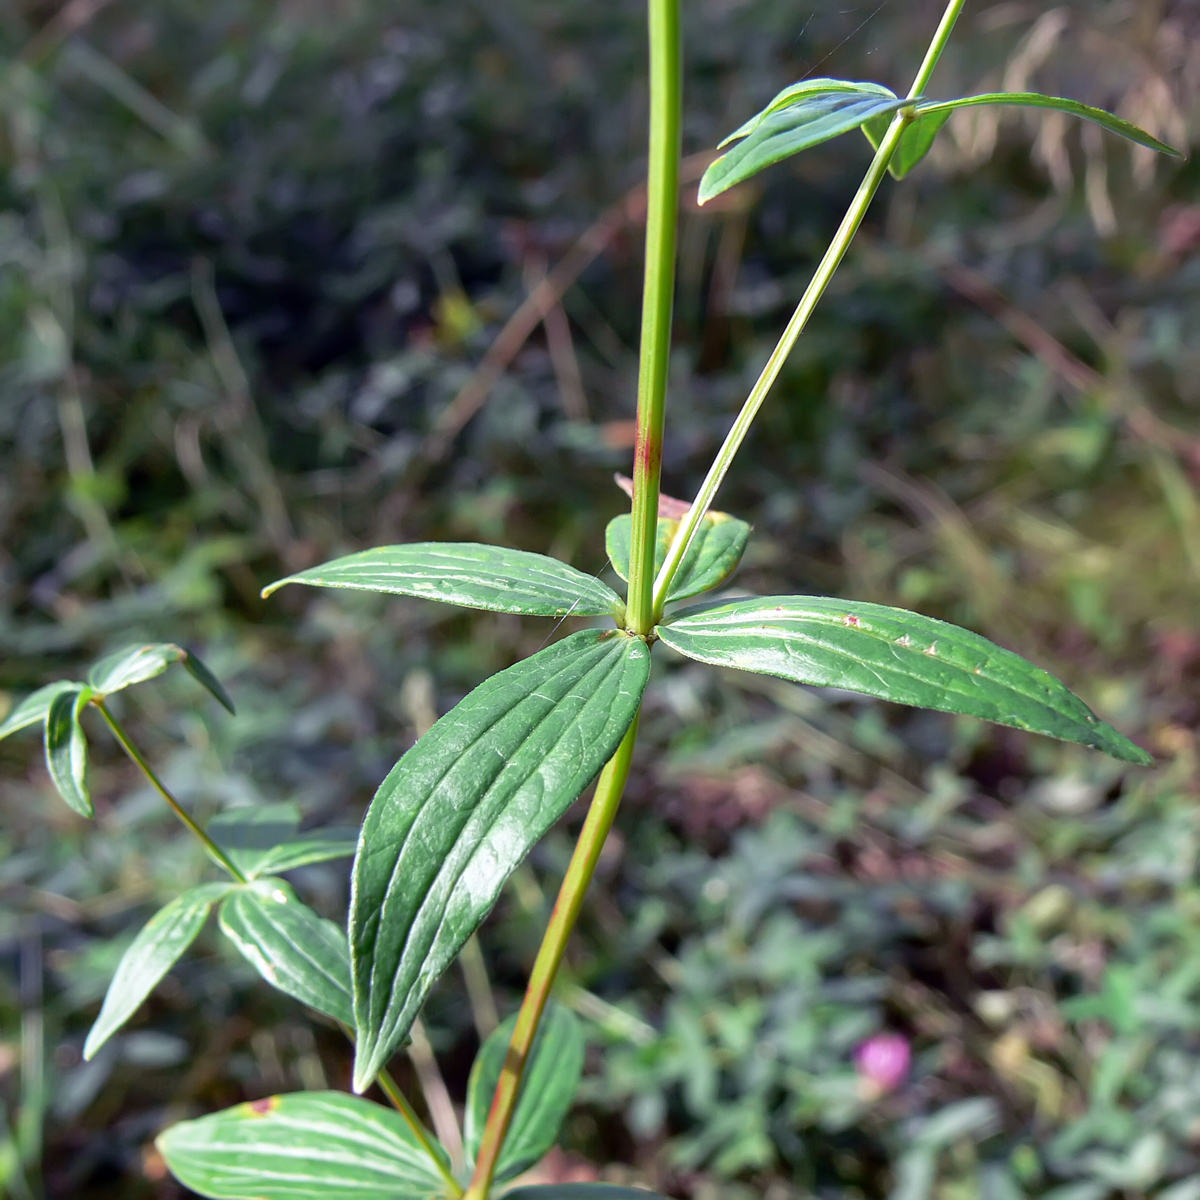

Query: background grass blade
[
  {"left": 157, "top": 1091, "right": 450, "bottom": 1199},
  {"left": 218, "top": 879, "right": 354, "bottom": 1025},
  {"left": 656, "top": 596, "right": 1151, "bottom": 763},
  {"left": 263, "top": 543, "right": 625, "bottom": 619},
  {"left": 84, "top": 883, "right": 234, "bottom": 1060},
  {"left": 464, "top": 1002, "right": 585, "bottom": 1182},
  {"left": 350, "top": 629, "right": 650, "bottom": 1092}
]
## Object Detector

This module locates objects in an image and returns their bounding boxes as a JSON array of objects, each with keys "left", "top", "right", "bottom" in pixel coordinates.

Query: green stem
[
  {"left": 625, "top": 0, "right": 682, "bottom": 636},
  {"left": 651, "top": 0, "right": 967, "bottom": 615},
  {"left": 463, "top": 717, "right": 640, "bottom": 1200},
  {"left": 94, "top": 700, "right": 247, "bottom": 884},
  {"left": 379, "top": 1066, "right": 464, "bottom": 1198}
]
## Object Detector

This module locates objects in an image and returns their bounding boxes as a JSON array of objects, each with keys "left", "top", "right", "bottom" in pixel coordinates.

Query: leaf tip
[{"left": 260, "top": 578, "right": 289, "bottom": 599}]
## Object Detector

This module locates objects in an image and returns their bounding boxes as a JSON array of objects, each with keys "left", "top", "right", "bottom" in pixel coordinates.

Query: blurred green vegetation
[{"left": 1, "top": 0, "right": 1199, "bottom": 1196}]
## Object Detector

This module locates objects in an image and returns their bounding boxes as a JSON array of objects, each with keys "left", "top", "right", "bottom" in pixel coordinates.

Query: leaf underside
[
  {"left": 157, "top": 1091, "right": 449, "bottom": 1200},
  {"left": 607, "top": 511, "right": 751, "bottom": 604},
  {"left": 218, "top": 879, "right": 355, "bottom": 1026},
  {"left": 262, "top": 542, "right": 624, "bottom": 619},
  {"left": 85, "top": 883, "right": 233, "bottom": 1060},
  {"left": 700, "top": 79, "right": 908, "bottom": 203},
  {"left": 864, "top": 90, "right": 1181, "bottom": 179},
  {"left": 465, "top": 1003, "right": 585, "bottom": 1182},
  {"left": 656, "top": 596, "right": 1150, "bottom": 764},
  {"left": 87, "top": 643, "right": 186, "bottom": 695},
  {"left": 350, "top": 629, "right": 650, "bottom": 1092}
]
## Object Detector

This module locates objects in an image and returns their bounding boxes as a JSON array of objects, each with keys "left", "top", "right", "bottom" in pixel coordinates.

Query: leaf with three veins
[
  {"left": 656, "top": 596, "right": 1150, "bottom": 764},
  {"left": 699, "top": 79, "right": 910, "bottom": 203},
  {"left": 218, "top": 879, "right": 354, "bottom": 1026},
  {"left": 210, "top": 803, "right": 356, "bottom": 880},
  {"left": 45, "top": 686, "right": 94, "bottom": 817},
  {"left": 157, "top": 1091, "right": 451, "bottom": 1200},
  {"left": 607, "top": 511, "right": 750, "bottom": 604},
  {"left": 263, "top": 543, "right": 624, "bottom": 620},
  {"left": 87, "top": 643, "right": 186, "bottom": 695},
  {"left": 85, "top": 882, "right": 235, "bottom": 1059},
  {"left": 350, "top": 629, "right": 650, "bottom": 1092},
  {"left": 864, "top": 91, "right": 1181, "bottom": 179},
  {"left": 464, "top": 1002, "right": 584, "bottom": 1182},
  {"left": 0, "top": 680, "right": 79, "bottom": 741}
]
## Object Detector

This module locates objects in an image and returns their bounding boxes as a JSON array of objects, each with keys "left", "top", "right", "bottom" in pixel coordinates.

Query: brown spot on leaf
[
  {"left": 247, "top": 1097, "right": 279, "bottom": 1116},
  {"left": 842, "top": 614, "right": 861, "bottom": 627}
]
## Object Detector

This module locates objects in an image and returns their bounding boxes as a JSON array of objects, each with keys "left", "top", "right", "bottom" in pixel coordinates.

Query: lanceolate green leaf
[
  {"left": 85, "top": 882, "right": 234, "bottom": 1060},
  {"left": 607, "top": 511, "right": 750, "bottom": 604},
  {"left": 210, "top": 803, "right": 356, "bottom": 880},
  {"left": 700, "top": 79, "right": 910, "bottom": 204},
  {"left": 87, "top": 643, "right": 185, "bottom": 695},
  {"left": 157, "top": 1092, "right": 450, "bottom": 1200},
  {"left": 351, "top": 629, "right": 651, "bottom": 1092},
  {"left": 218, "top": 879, "right": 354, "bottom": 1026},
  {"left": 656, "top": 596, "right": 1150, "bottom": 764},
  {"left": 263, "top": 543, "right": 624, "bottom": 620},
  {"left": 45, "top": 686, "right": 93, "bottom": 817},
  {"left": 0, "top": 680, "right": 78, "bottom": 741},
  {"left": 182, "top": 650, "right": 237, "bottom": 714},
  {"left": 864, "top": 91, "right": 1181, "bottom": 179},
  {"left": 465, "top": 1003, "right": 584, "bottom": 1182}
]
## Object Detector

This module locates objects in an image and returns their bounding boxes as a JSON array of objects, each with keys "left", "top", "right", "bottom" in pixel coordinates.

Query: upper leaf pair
[
  {"left": 0, "top": 643, "right": 233, "bottom": 817},
  {"left": 699, "top": 77, "right": 1181, "bottom": 202}
]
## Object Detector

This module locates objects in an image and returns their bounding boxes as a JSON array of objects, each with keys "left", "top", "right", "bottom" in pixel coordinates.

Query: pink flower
[{"left": 854, "top": 1033, "right": 911, "bottom": 1094}]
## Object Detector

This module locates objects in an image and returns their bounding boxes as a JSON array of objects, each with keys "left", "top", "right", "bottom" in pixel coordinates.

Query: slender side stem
[
  {"left": 378, "top": 1066, "right": 464, "bottom": 1199},
  {"left": 652, "top": 0, "right": 968, "bottom": 615},
  {"left": 94, "top": 700, "right": 247, "bottom": 883},
  {"left": 463, "top": 719, "right": 640, "bottom": 1200},
  {"left": 625, "top": 0, "right": 683, "bottom": 636}
]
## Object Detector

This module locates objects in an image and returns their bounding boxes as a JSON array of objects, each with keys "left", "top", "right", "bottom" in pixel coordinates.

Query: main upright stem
[
  {"left": 465, "top": 2, "right": 682, "bottom": 1195},
  {"left": 625, "top": 0, "right": 682, "bottom": 636}
]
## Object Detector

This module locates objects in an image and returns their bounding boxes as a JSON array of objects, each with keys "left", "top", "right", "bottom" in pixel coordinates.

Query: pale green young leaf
[
  {"left": 182, "top": 650, "right": 237, "bottom": 714},
  {"left": 607, "top": 512, "right": 750, "bottom": 604},
  {"left": 157, "top": 1091, "right": 450, "bottom": 1200},
  {"left": 0, "top": 680, "right": 79, "bottom": 741},
  {"left": 210, "top": 803, "right": 356, "bottom": 880},
  {"left": 87, "top": 643, "right": 186, "bottom": 696},
  {"left": 262, "top": 543, "right": 624, "bottom": 619},
  {"left": 351, "top": 629, "right": 650, "bottom": 1092},
  {"left": 656, "top": 596, "right": 1150, "bottom": 764},
  {"left": 84, "top": 882, "right": 234, "bottom": 1060},
  {"left": 464, "top": 1002, "right": 584, "bottom": 1182},
  {"left": 864, "top": 92, "right": 1181, "bottom": 180},
  {"left": 218, "top": 878, "right": 354, "bottom": 1026},
  {"left": 44, "top": 686, "right": 93, "bottom": 817},
  {"left": 700, "top": 79, "right": 909, "bottom": 204}
]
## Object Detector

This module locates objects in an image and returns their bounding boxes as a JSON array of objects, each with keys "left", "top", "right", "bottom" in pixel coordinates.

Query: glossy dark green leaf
[
  {"left": 864, "top": 91, "right": 1180, "bottom": 180},
  {"left": 87, "top": 643, "right": 186, "bottom": 695},
  {"left": 464, "top": 1002, "right": 584, "bottom": 1182},
  {"left": 263, "top": 543, "right": 623, "bottom": 619},
  {"left": 351, "top": 629, "right": 650, "bottom": 1092},
  {"left": 505, "top": 1188, "right": 673, "bottom": 1200},
  {"left": 44, "top": 686, "right": 93, "bottom": 817},
  {"left": 218, "top": 879, "right": 354, "bottom": 1025},
  {"left": 210, "top": 803, "right": 356, "bottom": 880},
  {"left": 607, "top": 511, "right": 751, "bottom": 604},
  {"left": 182, "top": 649, "right": 237, "bottom": 714},
  {"left": 157, "top": 1091, "right": 450, "bottom": 1200},
  {"left": 699, "top": 79, "right": 909, "bottom": 204},
  {"left": 656, "top": 596, "right": 1150, "bottom": 764},
  {"left": 84, "top": 882, "right": 234, "bottom": 1060},
  {"left": 0, "top": 680, "right": 79, "bottom": 741}
]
